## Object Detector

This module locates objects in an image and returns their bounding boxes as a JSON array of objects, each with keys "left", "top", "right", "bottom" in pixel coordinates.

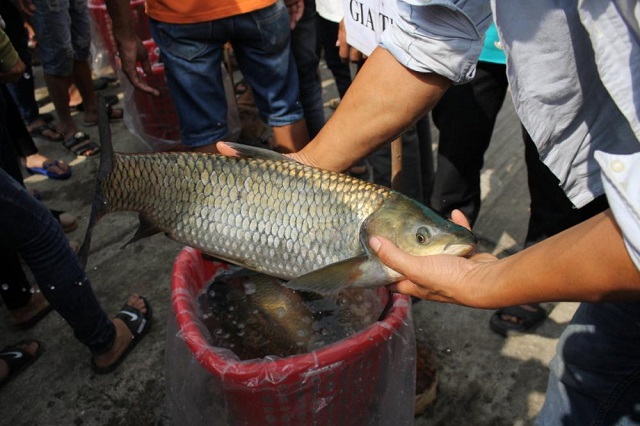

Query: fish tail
[{"left": 78, "top": 95, "right": 114, "bottom": 269}]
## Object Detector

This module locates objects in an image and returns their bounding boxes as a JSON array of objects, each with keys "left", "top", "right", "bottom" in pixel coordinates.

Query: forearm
[
  {"left": 104, "top": 0, "right": 135, "bottom": 40},
  {"left": 297, "top": 47, "right": 451, "bottom": 172},
  {"left": 474, "top": 210, "right": 640, "bottom": 308}
]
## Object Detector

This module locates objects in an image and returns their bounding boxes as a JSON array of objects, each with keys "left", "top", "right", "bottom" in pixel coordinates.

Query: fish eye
[{"left": 416, "top": 226, "right": 431, "bottom": 245}]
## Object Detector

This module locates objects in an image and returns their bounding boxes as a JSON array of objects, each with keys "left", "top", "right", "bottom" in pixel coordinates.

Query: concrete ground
[{"left": 0, "top": 59, "right": 577, "bottom": 426}]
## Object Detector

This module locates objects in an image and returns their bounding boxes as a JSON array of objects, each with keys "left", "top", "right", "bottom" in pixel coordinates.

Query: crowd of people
[{"left": 2, "top": 0, "right": 639, "bottom": 424}]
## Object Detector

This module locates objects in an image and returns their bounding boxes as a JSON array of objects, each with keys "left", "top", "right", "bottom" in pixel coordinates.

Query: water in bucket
[{"left": 197, "top": 266, "right": 388, "bottom": 360}]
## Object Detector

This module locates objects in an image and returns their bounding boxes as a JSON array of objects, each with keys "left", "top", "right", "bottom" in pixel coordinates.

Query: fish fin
[
  {"left": 223, "top": 142, "right": 296, "bottom": 162},
  {"left": 283, "top": 256, "right": 375, "bottom": 295},
  {"left": 121, "top": 214, "right": 163, "bottom": 249},
  {"left": 78, "top": 96, "right": 114, "bottom": 269}
]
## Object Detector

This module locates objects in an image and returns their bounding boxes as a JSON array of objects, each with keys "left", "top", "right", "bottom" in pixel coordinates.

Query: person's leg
[
  {"left": 523, "top": 128, "right": 609, "bottom": 246},
  {"left": 67, "top": 0, "right": 120, "bottom": 126},
  {"left": 31, "top": 0, "right": 77, "bottom": 134},
  {"left": 291, "top": 0, "right": 325, "bottom": 138},
  {"left": 0, "top": 168, "right": 148, "bottom": 368},
  {"left": 317, "top": 16, "right": 352, "bottom": 99},
  {"left": 1, "top": 87, "right": 70, "bottom": 177},
  {"left": 233, "top": 1, "right": 308, "bottom": 152},
  {"left": 536, "top": 302, "right": 640, "bottom": 425},
  {"left": 271, "top": 121, "right": 310, "bottom": 153},
  {"left": 150, "top": 19, "right": 229, "bottom": 150},
  {"left": 368, "top": 124, "right": 427, "bottom": 201},
  {"left": 430, "top": 62, "right": 508, "bottom": 225}
]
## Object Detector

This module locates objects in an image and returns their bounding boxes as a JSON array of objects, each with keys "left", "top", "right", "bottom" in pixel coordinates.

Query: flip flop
[
  {"left": 14, "top": 304, "right": 53, "bottom": 330},
  {"left": 26, "top": 160, "right": 72, "bottom": 180},
  {"left": 63, "top": 131, "right": 100, "bottom": 157},
  {"left": 91, "top": 297, "right": 153, "bottom": 374},
  {"left": 0, "top": 340, "right": 44, "bottom": 389},
  {"left": 28, "top": 121, "right": 63, "bottom": 142},
  {"left": 489, "top": 304, "right": 547, "bottom": 337}
]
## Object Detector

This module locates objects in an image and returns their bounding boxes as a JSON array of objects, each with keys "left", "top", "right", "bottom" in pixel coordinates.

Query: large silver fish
[{"left": 81, "top": 101, "right": 477, "bottom": 294}]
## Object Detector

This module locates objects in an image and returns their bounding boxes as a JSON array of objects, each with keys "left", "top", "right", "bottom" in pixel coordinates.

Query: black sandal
[
  {"left": 63, "top": 131, "right": 101, "bottom": 157},
  {"left": 0, "top": 340, "right": 44, "bottom": 389},
  {"left": 90, "top": 297, "right": 153, "bottom": 374},
  {"left": 489, "top": 304, "right": 547, "bottom": 337}
]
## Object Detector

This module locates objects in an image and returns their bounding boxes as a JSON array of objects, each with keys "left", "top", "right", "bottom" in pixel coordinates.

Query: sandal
[
  {"left": 28, "top": 120, "right": 63, "bottom": 142},
  {"left": 489, "top": 304, "right": 547, "bottom": 337},
  {"left": 91, "top": 296, "right": 153, "bottom": 374},
  {"left": 0, "top": 340, "right": 44, "bottom": 389},
  {"left": 63, "top": 131, "right": 100, "bottom": 157},
  {"left": 26, "top": 160, "right": 72, "bottom": 180}
]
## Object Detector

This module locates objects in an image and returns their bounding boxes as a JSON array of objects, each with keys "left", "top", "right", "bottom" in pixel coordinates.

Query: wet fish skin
[
  {"left": 202, "top": 269, "right": 316, "bottom": 359},
  {"left": 82, "top": 102, "right": 476, "bottom": 294}
]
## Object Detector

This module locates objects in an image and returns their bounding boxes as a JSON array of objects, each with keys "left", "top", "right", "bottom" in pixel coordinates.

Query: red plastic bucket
[{"left": 171, "top": 247, "right": 413, "bottom": 425}]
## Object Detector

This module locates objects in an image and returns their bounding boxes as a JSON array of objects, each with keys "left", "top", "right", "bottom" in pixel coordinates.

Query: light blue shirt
[{"left": 380, "top": 0, "right": 640, "bottom": 268}]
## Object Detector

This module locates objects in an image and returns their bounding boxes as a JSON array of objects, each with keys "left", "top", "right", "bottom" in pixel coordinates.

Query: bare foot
[
  {"left": 68, "top": 84, "right": 82, "bottom": 108},
  {"left": 9, "top": 290, "right": 50, "bottom": 327},
  {"left": 92, "top": 294, "right": 148, "bottom": 371}
]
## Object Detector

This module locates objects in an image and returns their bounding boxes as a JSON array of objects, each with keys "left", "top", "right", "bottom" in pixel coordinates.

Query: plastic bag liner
[
  {"left": 119, "top": 40, "right": 241, "bottom": 152},
  {"left": 166, "top": 247, "right": 416, "bottom": 426},
  {"left": 88, "top": 0, "right": 150, "bottom": 71}
]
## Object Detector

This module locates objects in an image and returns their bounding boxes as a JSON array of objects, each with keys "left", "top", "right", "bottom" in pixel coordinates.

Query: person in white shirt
[{"left": 222, "top": 1, "right": 640, "bottom": 423}]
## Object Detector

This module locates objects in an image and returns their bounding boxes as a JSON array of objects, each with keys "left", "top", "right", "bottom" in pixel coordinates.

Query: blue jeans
[
  {"left": 150, "top": 0, "right": 304, "bottom": 147},
  {"left": 30, "top": 0, "right": 92, "bottom": 76},
  {"left": 536, "top": 302, "right": 640, "bottom": 425},
  {"left": 0, "top": 163, "right": 114, "bottom": 354}
]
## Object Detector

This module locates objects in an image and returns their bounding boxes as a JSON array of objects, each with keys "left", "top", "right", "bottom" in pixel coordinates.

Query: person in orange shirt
[{"left": 105, "top": 0, "right": 309, "bottom": 154}]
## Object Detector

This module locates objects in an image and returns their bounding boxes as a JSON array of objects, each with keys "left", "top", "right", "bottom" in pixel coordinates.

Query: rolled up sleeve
[
  {"left": 380, "top": 0, "right": 492, "bottom": 84},
  {"left": 595, "top": 151, "right": 640, "bottom": 271}
]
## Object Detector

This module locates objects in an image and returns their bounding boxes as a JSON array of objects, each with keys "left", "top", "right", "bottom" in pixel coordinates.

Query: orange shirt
[{"left": 146, "top": 0, "right": 277, "bottom": 24}]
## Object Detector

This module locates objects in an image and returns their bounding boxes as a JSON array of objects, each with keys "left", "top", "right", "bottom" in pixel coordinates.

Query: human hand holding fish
[{"left": 370, "top": 209, "right": 501, "bottom": 307}]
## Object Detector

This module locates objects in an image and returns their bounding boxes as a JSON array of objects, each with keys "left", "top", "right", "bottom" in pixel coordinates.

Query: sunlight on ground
[
  {"left": 24, "top": 174, "right": 47, "bottom": 184},
  {"left": 548, "top": 301, "right": 579, "bottom": 323},
  {"left": 528, "top": 391, "right": 547, "bottom": 418},
  {"left": 69, "top": 156, "right": 88, "bottom": 167},
  {"left": 480, "top": 167, "right": 494, "bottom": 201},
  {"left": 501, "top": 333, "right": 557, "bottom": 364},
  {"left": 492, "top": 230, "right": 518, "bottom": 255}
]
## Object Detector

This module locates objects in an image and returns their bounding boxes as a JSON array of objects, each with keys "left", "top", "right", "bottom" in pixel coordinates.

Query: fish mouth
[{"left": 442, "top": 242, "right": 475, "bottom": 256}]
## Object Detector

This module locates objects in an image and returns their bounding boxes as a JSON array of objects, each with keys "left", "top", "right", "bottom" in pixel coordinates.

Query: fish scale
[
  {"left": 102, "top": 152, "right": 389, "bottom": 279},
  {"left": 82, "top": 104, "right": 475, "bottom": 294}
]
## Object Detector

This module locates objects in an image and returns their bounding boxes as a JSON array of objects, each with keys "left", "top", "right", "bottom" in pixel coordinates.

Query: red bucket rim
[{"left": 171, "top": 247, "right": 410, "bottom": 385}]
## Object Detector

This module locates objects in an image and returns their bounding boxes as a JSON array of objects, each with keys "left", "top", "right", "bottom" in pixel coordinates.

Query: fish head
[{"left": 363, "top": 194, "right": 477, "bottom": 257}]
